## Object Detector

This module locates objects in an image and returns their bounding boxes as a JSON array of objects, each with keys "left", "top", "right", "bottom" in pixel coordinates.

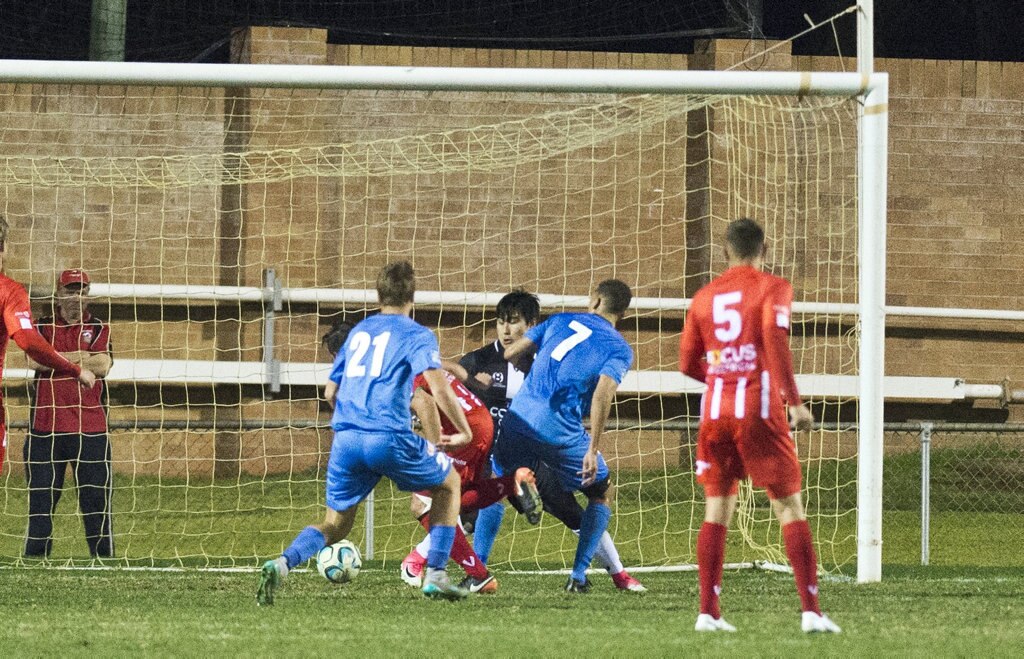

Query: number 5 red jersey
[{"left": 679, "top": 265, "right": 802, "bottom": 423}]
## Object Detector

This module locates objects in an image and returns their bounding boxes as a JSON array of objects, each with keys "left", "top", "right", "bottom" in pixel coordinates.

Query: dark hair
[
  {"left": 596, "top": 279, "right": 632, "bottom": 317},
  {"left": 322, "top": 320, "right": 354, "bottom": 357},
  {"left": 376, "top": 260, "right": 416, "bottom": 307},
  {"left": 725, "top": 217, "right": 765, "bottom": 260},
  {"left": 495, "top": 288, "right": 540, "bottom": 325}
]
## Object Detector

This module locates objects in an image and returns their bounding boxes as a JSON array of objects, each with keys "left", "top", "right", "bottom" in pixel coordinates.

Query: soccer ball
[{"left": 315, "top": 539, "right": 362, "bottom": 584}]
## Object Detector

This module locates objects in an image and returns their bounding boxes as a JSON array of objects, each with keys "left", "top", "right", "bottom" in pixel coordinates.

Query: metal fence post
[
  {"left": 364, "top": 491, "right": 375, "bottom": 560},
  {"left": 920, "top": 422, "right": 933, "bottom": 566}
]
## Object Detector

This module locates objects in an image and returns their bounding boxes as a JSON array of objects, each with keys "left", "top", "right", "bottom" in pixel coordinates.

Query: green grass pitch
[{"left": 3, "top": 565, "right": 1023, "bottom": 656}]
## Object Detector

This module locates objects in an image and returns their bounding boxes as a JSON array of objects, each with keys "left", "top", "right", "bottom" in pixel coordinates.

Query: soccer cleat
[
  {"left": 610, "top": 570, "right": 647, "bottom": 592},
  {"left": 511, "top": 468, "right": 543, "bottom": 525},
  {"left": 564, "top": 576, "right": 591, "bottom": 594},
  {"left": 422, "top": 569, "right": 470, "bottom": 601},
  {"left": 801, "top": 611, "right": 841, "bottom": 634},
  {"left": 256, "top": 560, "right": 282, "bottom": 607},
  {"left": 694, "top": 613, "right": 737, "bottom": 632},
  {"left": 458, "top": 573, "right": 499, "bottom": 594},
  {"left": 400, "top": 551, "right": 426, "bottom": 588}
]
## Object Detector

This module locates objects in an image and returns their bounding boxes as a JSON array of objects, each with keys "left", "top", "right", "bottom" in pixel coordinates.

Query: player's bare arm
[
  {"left": 323, "top": 380, "right": 338, "bottom": 406},
  {"left": 441, "top": 359, "right": 468, "bottom": 382},
  {"left": 502, "top": 335, "right": 536, "bottom": 363},
  {"left": 789, "top": 404, "right": 813, "bottom": 432},
  {"left": 410, "top": 386, "right": 443, "bottom": 445},
  {"left": 421, "top": 367, "right": 472, "bottom": 449},
  {"left": 580, "top": 374, "right": 618, "bottom": 485}
]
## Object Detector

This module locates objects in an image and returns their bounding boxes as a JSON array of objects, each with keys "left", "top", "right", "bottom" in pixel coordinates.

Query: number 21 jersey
[{"left": 328, "top": 313, "right": 442, "bottom": 433}]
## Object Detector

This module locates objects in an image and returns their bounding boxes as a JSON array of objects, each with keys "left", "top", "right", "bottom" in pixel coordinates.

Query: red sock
[
  {"left": 782, "top": 520, "right": 821, "bottom": 614},
  {"left": 418, "top": 513, "right": 488, "bottom": 578},
  {"left": 697, "top": 522, "right": 727, "bottom": 618},
  {"left": 460, "top": 475, "right": 516, "bottom": 512}
]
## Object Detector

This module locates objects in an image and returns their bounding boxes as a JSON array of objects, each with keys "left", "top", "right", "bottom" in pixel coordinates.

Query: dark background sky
[{"left": 0, "top": 1, "right": 1022, "bottom": 63}]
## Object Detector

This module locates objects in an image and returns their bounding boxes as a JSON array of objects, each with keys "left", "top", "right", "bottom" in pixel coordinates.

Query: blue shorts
[
  {"left": 494, "top": 412, "right": 609, "bottom": 492},
  {"left": 326, "top": 429, "right": 452, "bottom": 511}
]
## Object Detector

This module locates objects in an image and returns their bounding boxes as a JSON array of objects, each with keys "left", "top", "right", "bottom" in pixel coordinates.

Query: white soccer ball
[{"left": 315, "top": 539, "right": 362, "bottom": 584}]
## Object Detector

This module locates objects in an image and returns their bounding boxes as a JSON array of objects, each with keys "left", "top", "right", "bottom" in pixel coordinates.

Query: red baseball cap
[{"left": 58, "top": 269, "right": 91, "bottom": 288}]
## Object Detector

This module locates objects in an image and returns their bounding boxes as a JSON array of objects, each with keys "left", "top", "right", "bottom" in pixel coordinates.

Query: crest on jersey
[
  {"left": 14, "top": 311, "right": 32, "bottom": 330},
  {"left": 82, "top": 329, "right": 94, "bottom": 342},
  {"left": 492, "top": 371, "right": 504, "bottom": 383}
]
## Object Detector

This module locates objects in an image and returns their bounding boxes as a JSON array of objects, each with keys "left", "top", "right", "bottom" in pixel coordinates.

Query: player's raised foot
[
  {"left": 694, "top": 613, "right": 737, "bottom": 632},
  {"left": 256, "top": 559, "right": 283, "bottom": 607},
  {"left": 422, "top": 568, "right": 469, "bottom": 601},
  {"left": 611, "top": 570, "right": 647, "bottom": 592},
  {"left": 458, "top": 573, "right": 498, "bottom": 594},
  {"left": 511, "top": 467, "right": 543, "bottom": 525},
  {"left": 564, "top": 576, "right": 591, "bottom": 594},
  {"left": 400, "top": 551, "right": 426, "bottom": 588},
  {"left": 801, "top": 611, "right": 841, "bottom": 634}
]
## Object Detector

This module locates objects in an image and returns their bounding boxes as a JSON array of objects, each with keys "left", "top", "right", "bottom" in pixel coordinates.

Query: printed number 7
[{"left": 551, "top": 320, "right": 593, "bottom": 361}]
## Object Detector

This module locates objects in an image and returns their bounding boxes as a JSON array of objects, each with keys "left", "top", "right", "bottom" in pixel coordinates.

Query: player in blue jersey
[
  {"left": 495, "top": 279, "right": 634, "bottom": 592},
  {"left": 257, "top": 261, "right": 474, "bottom": 604}
]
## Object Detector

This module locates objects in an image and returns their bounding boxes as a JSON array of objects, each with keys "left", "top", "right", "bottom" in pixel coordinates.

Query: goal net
[{"left": 0, "top": 66, "right": 862, "bottom": 572}]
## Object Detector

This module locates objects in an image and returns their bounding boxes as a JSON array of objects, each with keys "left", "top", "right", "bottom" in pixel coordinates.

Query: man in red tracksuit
[{"left": 23, "top": 268, "right": 111, "bottom": 558}]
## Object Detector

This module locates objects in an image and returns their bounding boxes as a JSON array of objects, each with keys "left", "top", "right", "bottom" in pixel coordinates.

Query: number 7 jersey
[
  {"left": 679, "top": 265, "right": 802, "bottom": 423},
  {"left": 509, "top": 312, "right": 633, "bottom": 444}
]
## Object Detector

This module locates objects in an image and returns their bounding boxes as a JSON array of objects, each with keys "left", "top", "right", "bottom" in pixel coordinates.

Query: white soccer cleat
[
  {"left": 694, "top": 613, "right": 737, "bottom": 632},
  {"left": 801, "top": 611, "right": 841, "bottom": 634}
]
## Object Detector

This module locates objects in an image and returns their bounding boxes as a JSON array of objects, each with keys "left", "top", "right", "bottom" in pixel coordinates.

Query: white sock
[
  {"left": 415, "top": 535, "right": 432, "bottom": 559},
  {"left": 275, "top": 556, "right": 290, "bottom": 578},
  {"left": 594, "top": 531, "right": 624, "bottom": 575}
]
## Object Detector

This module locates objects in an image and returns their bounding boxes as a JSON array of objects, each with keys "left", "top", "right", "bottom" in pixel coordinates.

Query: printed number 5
[
  {"left": 551, "top": 320, "right": 593, "bottom": 361},
  {"left": 712, "top": 292, "right": 742, "bottom": 342}
]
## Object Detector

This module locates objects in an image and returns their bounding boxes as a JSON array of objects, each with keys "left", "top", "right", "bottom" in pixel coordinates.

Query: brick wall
[{"left": 1, "top": 28, "right": 1023, "bottom": 478}]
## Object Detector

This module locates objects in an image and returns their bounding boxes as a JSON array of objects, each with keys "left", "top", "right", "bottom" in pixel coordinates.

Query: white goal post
[{"left": 0, "top": 60, "right": 888, "bottom": 582}]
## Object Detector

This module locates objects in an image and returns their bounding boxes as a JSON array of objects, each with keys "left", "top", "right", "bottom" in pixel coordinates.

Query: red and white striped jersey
[{"left": 679, "top": 265, "right": 802, "bottom": 423}]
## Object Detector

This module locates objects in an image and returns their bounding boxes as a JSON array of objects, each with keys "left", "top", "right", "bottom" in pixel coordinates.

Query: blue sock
[
  {"left": 282, "top": 526, "right": 327, "bottom": 570},
  {"left": 472, "top": 502, "right": 506, "bottom": 565},
  {"left": 426, "top": 524, "right": 457, "bottom": 570},
  {"left": 571, "top": 502, "right": 611, "bottom": 582}
]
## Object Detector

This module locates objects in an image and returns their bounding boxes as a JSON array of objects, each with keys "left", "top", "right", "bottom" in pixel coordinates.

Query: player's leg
[
  {"left": 74, "top": 433, "right": 115, "bottom": 558},
  {"left": 535, "top": 464, "right": 644, "bottom": 591},
  {"left": 694, "top": 492, "right": 738, "bottom": 632},
  {"left": 258, "top": 429, "right": 375, "bottom": 606},
  {"left": 693, "top": 422, "right": 741, "bottom": 631},
  {"left": 420, "top": 467, "right": 471, "bottom": 599},
  {"left": 769, "top": 490, "right": 840, "bottom": 633},
  {"left": 400, "top": 494, "right": 431, "bottom": 586},
  {"left": 470, "top": 455, "right": 506, "bottom": 565},
  {"left": 23, "top": 433, "right": 64, "bottom": 557}
]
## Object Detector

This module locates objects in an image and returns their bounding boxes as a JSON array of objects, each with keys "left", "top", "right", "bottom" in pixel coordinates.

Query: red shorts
[
  {"left": 695, "top": 413, "right": 802, "bottom": 500},
  {"left": 446, "top": 414, "right": 494, "bottom": 487}
]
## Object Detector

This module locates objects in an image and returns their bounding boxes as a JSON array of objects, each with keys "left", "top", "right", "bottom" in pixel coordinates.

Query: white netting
[{"left": 0, "top": 79, "right": 858, "bottom": 569}]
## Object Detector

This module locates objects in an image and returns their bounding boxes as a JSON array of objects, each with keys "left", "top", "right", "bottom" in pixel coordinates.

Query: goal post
[{"left": 0, "top": 60, "right": 887, "bottom": 580}]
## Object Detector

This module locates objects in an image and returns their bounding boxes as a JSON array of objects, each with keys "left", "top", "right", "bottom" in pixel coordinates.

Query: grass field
[{"left": 3, "top": 565, "right": 1023, "bottom": 656}]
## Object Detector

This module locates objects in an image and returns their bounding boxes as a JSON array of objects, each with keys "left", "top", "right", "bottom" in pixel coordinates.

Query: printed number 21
[
  {"left": 346, "top": 331, "right": 391, "bottom": 377},
  {"left": 551, "top": 320, "right": 592, "bottom": 361}
]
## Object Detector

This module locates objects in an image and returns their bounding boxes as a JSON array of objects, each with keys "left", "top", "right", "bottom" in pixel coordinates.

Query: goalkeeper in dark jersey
[{"left": 448, "top": 289, "right": 646, "bottom": 592}]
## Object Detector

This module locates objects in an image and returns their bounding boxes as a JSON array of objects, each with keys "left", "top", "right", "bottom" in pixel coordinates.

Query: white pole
[
  {"left": 856, "top": 72, "right": 888, "bottom": 583},
  {"left": 857, "top": 0, "right": 875, "bottom": 77},
  {"left": 0, "top": 59, "right": 870, "bottom": 96}
]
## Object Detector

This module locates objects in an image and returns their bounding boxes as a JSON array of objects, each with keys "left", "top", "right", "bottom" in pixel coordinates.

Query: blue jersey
[
  {"left": 328, "top": 313, "right": 442, "bottom": 433},
  {"left": 508, "top": 312, "right": 633, "bottom": 444}
]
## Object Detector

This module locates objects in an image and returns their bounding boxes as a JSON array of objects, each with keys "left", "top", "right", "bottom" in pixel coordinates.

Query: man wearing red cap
[
  {"left": 24, "top": 267, "right": 114, "bottom": 558},
  {"left": 0, "top": 217, "right": 96, "bottom": 479}
]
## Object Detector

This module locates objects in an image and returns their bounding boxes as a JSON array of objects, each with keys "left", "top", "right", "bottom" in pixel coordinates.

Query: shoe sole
[{"left": 422, "top": 584, "right": 469, "bottom": 601}]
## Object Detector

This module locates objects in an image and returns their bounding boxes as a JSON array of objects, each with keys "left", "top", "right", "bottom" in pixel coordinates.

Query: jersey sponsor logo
[
  {"left": 695, "top": 459, "right": 712, "bottom": 476},
  {"left": 14, "top": 311, "right": 32, "bottom": 330},
  {"left": 705, "top": 343, "right": 758, "bottom": 375},
  {"left": 774, "top": 304, "right": 791, "bottom": 329}
]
